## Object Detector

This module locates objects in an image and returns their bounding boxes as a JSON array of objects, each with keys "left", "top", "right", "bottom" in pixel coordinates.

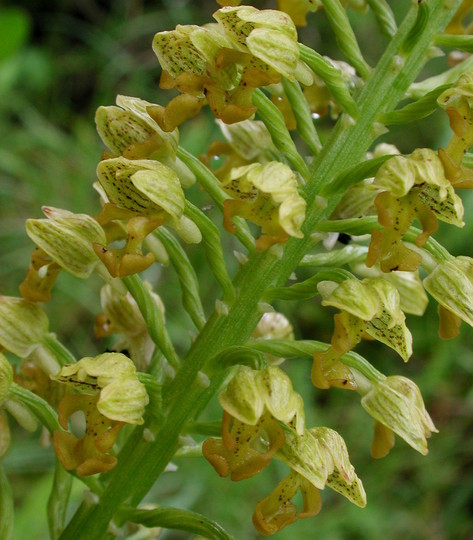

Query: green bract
[
  {"left": 26, "top": 207, "right": 106, "bottom": 279},
  {"left": 219, "top": 365, "right": 305, "bottom": 434}
]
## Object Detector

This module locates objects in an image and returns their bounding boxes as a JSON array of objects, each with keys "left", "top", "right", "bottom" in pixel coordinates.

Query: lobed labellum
[
  {"left": 53, "top": 394, "right": 123, "bottom": 477},
  {"left": 368, "top": 149, "right": 465, "bottom": 272},
  {"left": 253, "top": 470, "right": 322, "bottom": 535}
]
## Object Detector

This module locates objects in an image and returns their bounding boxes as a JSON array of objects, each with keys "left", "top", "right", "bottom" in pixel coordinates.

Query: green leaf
[
  {"left": 119, "top": 506, "right": 234, "bottom": 540},
  {"left": 298, "top": 44, "right": 359, "bottom": 119},
  {"left": 47, "top": 460, "right": 72, "bottom": 540},
  {"left": 380, "top": 84, "right": 451, "bottom": 125},
  {"left": 322, "top": 154, "right": 394, "bottom": 195}
]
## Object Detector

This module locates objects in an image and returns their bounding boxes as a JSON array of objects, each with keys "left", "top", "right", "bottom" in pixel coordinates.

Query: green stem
[
  {"left": 59, "top": 3, "right": 461, "bottom": 538},
  {"left": 155, "top": 228, "right": 206, "bottom": 331},
  {"left": 48, "top": 460, "right": 73, "bottom": 540},
  {"left": 9, "top": 383, "right": 60, "bottom": 433},
  {"left": 299, "top": 44, "right": 359, "bottom": 119},
  {"left": 281, "top": 77, "right": 322, "bottom": 155},
  {"left": 248, "top": 339, "right": 385, "bottom": 383},
  {"left": 176, "top": 147, "right": 255, "bottom": 252},
  {"left": 184, "top": 201, "right": 235, "bottom": 300},
  {"left": 252, "top": 89, "right": 311, "bottom": 181},
  {"left": 321, "top": 0, "right": 371, "bottom": 79},
  {"left": 122, "top": 275, "right": 181, "bottom": 369},
  {"left": 118, "top": 506, "right": 234, "bottom": 540}
]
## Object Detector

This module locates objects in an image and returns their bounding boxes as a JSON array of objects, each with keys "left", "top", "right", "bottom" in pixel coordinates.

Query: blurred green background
[{"left": 1, "top": 1, "right": 473, "bottom": 539}]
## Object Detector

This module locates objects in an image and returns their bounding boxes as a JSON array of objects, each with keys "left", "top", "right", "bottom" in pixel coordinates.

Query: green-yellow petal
[
  {"left": 98, "top": 377, "right": 149, "bottom": 424},
  {"left": 0, "top": 297, "right": 49, "bottom": 358},
  {"left": 26, "top": 208, "right": 106, "bottom": 279}
]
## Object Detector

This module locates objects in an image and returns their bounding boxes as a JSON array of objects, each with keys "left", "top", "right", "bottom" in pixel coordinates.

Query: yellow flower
[
  {"left": 367, "top": 149, "right": 464, "bottom": 272},
  {"left": 354, "top": 372, "right": 438, "bottom": 457},
  {"left": 221, "top": 162, "right": 306, "bottom": 249},
  {"left": 254, "top": 426, "right": 366, "bottom": 535},
  {"left": 202, "top": 366, "right": 304, "bottom": 480},
  {"left": 20, "top": 207, "right": 106, "bottom": 302},
  {"left": 53, "top": 353, "right": 149, "bottom": 476},
  {"left": 151, "top": 7, "right": 312, "bottom": 128},
  {"left": 96, "top": 95, "right": 178, "bottom": 160},
  {"left": 423, "top": 255, "right": 473, "bottom": 339},
  {"left": 94, "top": 157, "right": 200, "bottom": 277},
  {"left": 437, "top": 72, "right": 473, "bottom": 187},
  {"left": 313, "top": 277, "right": 412, "bottom": 390}
]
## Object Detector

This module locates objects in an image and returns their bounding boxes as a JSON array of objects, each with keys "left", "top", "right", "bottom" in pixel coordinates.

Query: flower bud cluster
[{"left": 152, "top": 6, "right": 313, "bottom": 129}]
